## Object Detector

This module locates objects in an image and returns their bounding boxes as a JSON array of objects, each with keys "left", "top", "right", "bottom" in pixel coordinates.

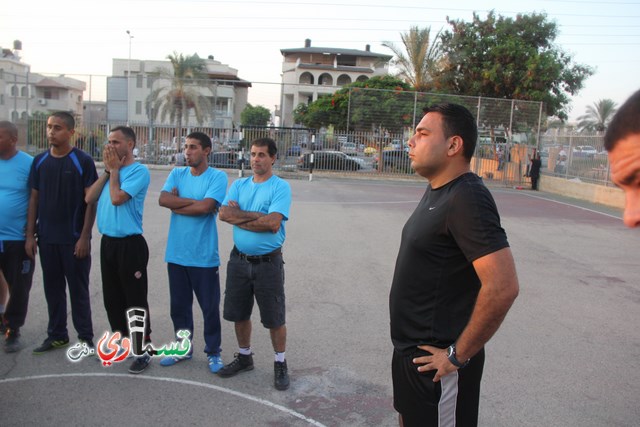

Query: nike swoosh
[{"left": 428, "top": 206, "right": 436, "bottom": 211}]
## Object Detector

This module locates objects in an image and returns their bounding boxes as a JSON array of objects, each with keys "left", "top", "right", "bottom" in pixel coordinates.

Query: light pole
[{"left": 126, "top": 30, "right": 134, "bottom": 125}]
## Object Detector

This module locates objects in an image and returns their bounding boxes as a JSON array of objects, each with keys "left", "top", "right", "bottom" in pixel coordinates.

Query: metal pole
[
  {"left": 126, "top": 30, "right": 133, "bottom": 126},
  {"left": 536, "top": 101, "right": 543, "bottom": 152}
]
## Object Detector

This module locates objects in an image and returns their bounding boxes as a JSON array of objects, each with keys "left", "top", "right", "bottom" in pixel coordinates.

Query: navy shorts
[
  {"left": 392, "top": 347, "right": 485, "bottom": 427},
  {"left": 223, "top": 248, "right": 285, "bottom": 329}
]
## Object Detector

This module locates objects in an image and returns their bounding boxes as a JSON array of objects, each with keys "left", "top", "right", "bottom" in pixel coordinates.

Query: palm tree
[
  {"left": 576, "top": 99, "right": 617, "bottom": 132},
  {"left": 383, "top": 26, "right": 442, "bottom": 92},
  {"left": 146, "top": 52, "right": 213, "bottom": 140}
]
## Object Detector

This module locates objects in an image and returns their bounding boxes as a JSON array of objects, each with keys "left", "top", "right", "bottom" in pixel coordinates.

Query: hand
[
  {"left": 74, "top": 236, "right": 91, "bottom": 259},
  {"left": 103, "top": 145, "right": 124, "bottom": 172},
  {"left": 228, "top": 200, "right": 240, "bottom": 208},
  {"left": 414, "top": 344, "right": 458, "bottom": 382},
  {"left": 25, "top": 236, "right": 37, "bottom": 259}
]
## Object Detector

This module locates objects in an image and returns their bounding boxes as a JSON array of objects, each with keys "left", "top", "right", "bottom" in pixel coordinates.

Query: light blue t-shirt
[
  {"left": 97, "top": 162, "right": 150, "bottom": 237},
  {"left": 162, "top": 167, "right": 228, "bottom": 267},
  {"left": 222, "top": 175, "right": 291, "bottom": 255},
  {"left": 0, "top": 151, "right": 33, "bottom": 240}
]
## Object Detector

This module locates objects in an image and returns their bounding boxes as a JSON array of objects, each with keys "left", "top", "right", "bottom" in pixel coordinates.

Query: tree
[
  {"left": 576, "top": 99, "right": 617, "bottom": 132},
  {"left": 241, "top": 104, "right": 272, "bottom": 126},
  {"left": 146, "top": 52, "right": 213, "bottom": 139},
  {"left": 383, "top": 26, "right": 442, "bottom": 92},
  {"left": 292, "top": 75, "right": 413, "bottom": 132},
  {"left": 434, "top": 11, "right": 594, "bottom": 121}
]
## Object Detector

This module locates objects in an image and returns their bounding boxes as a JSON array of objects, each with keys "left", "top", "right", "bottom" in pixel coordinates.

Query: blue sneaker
[
  {"left": 160, "top": 354, "right": 192, "bottom": 367},
  {"left": 208, "top": 354, "right": 223, "bottom": 373}
]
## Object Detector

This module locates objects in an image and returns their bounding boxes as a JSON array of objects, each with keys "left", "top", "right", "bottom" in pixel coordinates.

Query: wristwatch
[{"left": 447, "top": 344, "right": 469, "bottom": 368}]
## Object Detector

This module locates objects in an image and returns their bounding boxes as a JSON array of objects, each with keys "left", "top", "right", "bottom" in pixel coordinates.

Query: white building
[
  {"left": 279, "top": 39, "right": 392, "bottom": 127},
  {"left": 108, "top": 55, "right": 250, "bottom": 130},
  {"left": 0, "top": 45, "right": 85, "bottom": 122}
]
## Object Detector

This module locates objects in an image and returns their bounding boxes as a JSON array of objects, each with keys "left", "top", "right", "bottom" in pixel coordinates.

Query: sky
[{"left": 1, "top": 0, "right": 639, "bottom": 121}]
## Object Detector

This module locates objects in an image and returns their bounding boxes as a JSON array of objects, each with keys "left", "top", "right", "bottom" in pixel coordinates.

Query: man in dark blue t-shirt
[{"left": 26, "top": 111, "right": 98, "bottom": 354}]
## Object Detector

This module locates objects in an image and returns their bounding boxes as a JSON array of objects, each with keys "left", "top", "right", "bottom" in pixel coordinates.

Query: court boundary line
[{"left": 0, "top": 373, "right": 326, "bottom": 427}]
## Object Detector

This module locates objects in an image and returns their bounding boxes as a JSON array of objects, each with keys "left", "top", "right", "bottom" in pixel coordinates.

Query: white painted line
[
  {"left": 508, "top": 190, "right": 622, "bottom": 220},
  {"left": 0, "top": 373, "right": 326, "bottom": 427}
]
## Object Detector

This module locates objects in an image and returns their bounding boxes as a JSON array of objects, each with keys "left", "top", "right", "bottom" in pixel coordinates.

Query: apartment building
[
  {"left": 279, "top": 39, "right": 392, "bottom": 127},
  {"left": 0, "top": 46, "right": 85, "bottom": 123},
  {"left": 108, "top": 55, "right": 250, "bottom": 130}
]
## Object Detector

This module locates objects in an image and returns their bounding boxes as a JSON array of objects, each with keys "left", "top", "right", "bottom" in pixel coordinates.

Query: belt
[{"left": 232, "top": 246, "right": 281, "bottom": 263}]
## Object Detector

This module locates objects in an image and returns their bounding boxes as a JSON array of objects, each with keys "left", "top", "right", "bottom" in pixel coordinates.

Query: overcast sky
[{"left": 1, "top": 0, "right": 639, "bottom": 121}]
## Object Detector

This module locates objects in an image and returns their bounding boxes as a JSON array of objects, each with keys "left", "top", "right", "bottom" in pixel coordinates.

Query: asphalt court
[{"left": 1, "top": 169, "right": 639, "bottom": 426}]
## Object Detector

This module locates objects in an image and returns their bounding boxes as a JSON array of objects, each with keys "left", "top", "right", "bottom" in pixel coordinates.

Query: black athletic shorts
[{"left": 392, "top": 347, "right": 485, "bottom": 427}]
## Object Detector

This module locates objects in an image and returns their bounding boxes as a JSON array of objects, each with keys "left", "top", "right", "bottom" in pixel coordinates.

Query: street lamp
[{"left": 126, "top": 30, "right": 134, "bottom": 125}]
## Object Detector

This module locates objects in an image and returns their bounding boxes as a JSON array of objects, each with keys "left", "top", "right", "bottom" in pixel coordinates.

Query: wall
[{"left": 539, "top": 175, "right": 624, "bottom": 210}]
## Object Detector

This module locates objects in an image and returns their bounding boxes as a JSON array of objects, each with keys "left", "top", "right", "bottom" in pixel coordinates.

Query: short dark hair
[
  {"left": 110, "top": 126, "right": 137, "bottom": 145},
  {"left": 604, "top": 89, "right": 640, "bottom": 151},
  {"left": 186, "top": 132, "right": 211, "bottom": 150},
  {"left": 49, "top": 111, "right": 75, "bottom": 130},
  {"left": 423, "top": 103, "right": 478, "bottom": 161},
  {"left": 0, "top": 121, "right": 18, "bottom": 139},
  {"left": 251, "top": 137, "right": 277, "bottom": 157}
]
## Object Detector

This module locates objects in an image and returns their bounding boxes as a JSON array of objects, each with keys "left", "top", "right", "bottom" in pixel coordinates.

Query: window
[
  {"left": 147, "top": 74, "right": 157, "bottom": 88},
  {"left": 11, "top": 111, "right": 18, "bottom": 121},
  {"left": 136, "top": 101, "right": 142, "bottom": 115},
  {"left": 21, "top": 111, "right": 28, "bottom": 120},
  {"left": 0, "top": 94, "right": 4, "bottom": 105},
  {"left": 299, "top": 72, "right": 314, "bottom": 85},
  {"left": 11, "top": 85, "right": 17, "bottom": 96},
  {"left": 21, "top": 86, "right": 28, "bottom": 97},
  {"left": 136, "top": 74, "right": 143, "bottom": 88},
  {"left": 337, "top": 55, "right": 356, "bottom": 66}
]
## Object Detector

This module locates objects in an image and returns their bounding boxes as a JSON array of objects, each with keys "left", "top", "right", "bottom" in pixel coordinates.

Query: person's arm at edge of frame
[
  {"left": 25, "top": 188, "right": 38, "bottom": 258},
  {"left": 416, "top": 247, "right": 519, "bottom": 382}
]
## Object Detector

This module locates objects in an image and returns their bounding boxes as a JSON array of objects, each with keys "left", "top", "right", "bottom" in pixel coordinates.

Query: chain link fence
[{"left": 4, "top": 73, "right": 610, "bottom": 186}]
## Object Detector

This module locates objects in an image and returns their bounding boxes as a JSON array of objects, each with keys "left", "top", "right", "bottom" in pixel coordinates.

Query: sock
[
  {"left": 275, "top": 351, "right": 285, "bottom": 363},
  {"left": 239, "top": 347, "right": 252, "bottom": 356}
]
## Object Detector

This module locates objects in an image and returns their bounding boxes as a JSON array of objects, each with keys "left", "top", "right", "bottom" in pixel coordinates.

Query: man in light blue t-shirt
[
  {"left": 218, "top": 137, "right": 292, "bottom": 391},
  {"left": 158, "top": 132, "right": 227, "bottom": 373},
  {"left": 0, "top": 121, "right": 35, "bottom": 353},
  {"left": 85, "top": 126, "right": 152, "bottom": 375}
]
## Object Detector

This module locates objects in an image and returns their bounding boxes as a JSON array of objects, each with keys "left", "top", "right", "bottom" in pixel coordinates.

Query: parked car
[
  {"left": 298, "top": 151, "right": 362, "bottom": 171},
  {"left": 573, "top": 145, "right": 598, "bottom": 158},
  {"left": 209, "top": 151, "right": 246, "bottom": 169},
  {"left": 373, "top": 150, "right": 412, "bottom": 172},
  {"left": 340, "top": 142, "right": 357, "bottom": 154}
]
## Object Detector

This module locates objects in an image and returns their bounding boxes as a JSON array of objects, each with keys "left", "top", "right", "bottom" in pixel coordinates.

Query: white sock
[
  {"left": 275, "top": 351, "right": 285, "bottom": 363},
  {"left": 239, "top": 347, "right": 252, "bottom": 356}
]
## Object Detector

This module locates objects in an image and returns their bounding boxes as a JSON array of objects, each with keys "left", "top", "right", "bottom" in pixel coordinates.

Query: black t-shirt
[
  {"left": 28, "top": 148, "right": 98, "bottom": 244},
  {"left": 389, "top": 173, "right": 509, "bottom": 353}
]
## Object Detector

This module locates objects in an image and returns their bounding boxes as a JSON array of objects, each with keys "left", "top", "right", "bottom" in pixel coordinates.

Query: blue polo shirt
[
  {"left": 222, "top": 175, "right": 291, "bottom": 256},
  {"left": 28, "top": 148, "right": 98, "bottom": 244},
  {"left": 0, "top": 151, "right": 33, "bottom": 240},
  {"left": 162, "top": 167, "right": 228, "bottom": 268},
  {"left": 97, "top": 162, "right": 150, "bottom": 238}
]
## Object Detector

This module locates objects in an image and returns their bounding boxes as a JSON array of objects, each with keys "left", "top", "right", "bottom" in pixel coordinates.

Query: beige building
[
  {"left": 1, "top": 46, "right": 85, "bottom": 123},
  {"left": 279, "top": 39, "right": 392, "bottom": 127},
  {"left": 108, "top": 55, "right": 250, "bottom": 130}
]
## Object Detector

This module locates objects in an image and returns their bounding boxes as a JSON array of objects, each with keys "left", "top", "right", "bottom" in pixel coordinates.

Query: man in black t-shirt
[{"left": 389, "top": 103, "right": 519, "bottom": 427}]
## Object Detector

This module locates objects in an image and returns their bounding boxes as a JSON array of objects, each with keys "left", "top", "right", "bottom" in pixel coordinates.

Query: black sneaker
[
  {"left": 128, "top": 354, "right": 151, "bottom": 374},
  {"left": 274, "top": 360, "right": 290, "bottom": 390},
  {"left": 4, "top": 329, "right": 21, "bottom": 353},
  {"left": 217, "top": 353, "right": 254, "bottom": 378},
  {"left": 33, "top": 337, "right": 70, "bottom": 354}
]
